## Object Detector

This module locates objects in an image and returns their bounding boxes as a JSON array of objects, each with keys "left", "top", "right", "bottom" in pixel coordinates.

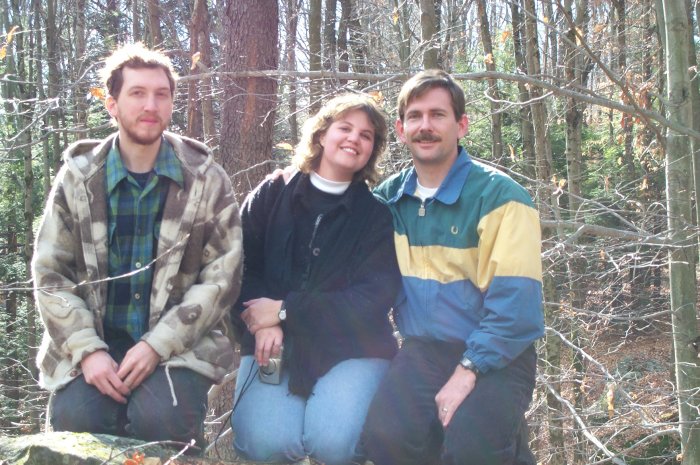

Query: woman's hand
[
  {"left": 254, "top": 325, "right": 284, "bottom": 367},
  {"left": 242, "top": 297, "right": 284, "bottom": 334}
]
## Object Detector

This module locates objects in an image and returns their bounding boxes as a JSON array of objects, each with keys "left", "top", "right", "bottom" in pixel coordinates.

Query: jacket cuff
[
  {"left": 281, "top": 291, "right": 306, "bottom": 334},
  {"left": 463, "top": 348, "right": 489, "bottom": 374},
  {"left": 142, "top": 325, "right": 182, "bottom": 361},
  {"left": 65, "top": 328, "right": 109, "bottom": 366}
]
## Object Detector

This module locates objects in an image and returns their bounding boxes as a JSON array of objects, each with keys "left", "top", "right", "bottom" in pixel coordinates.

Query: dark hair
[
  {"left": 292, "top": 93, "right": 389, "bottom": 184},
  {"left": 99, "top": 42, "right": 178, "bottom": 98},
  {"left": 397, "top": 69, "right": 466, "bottom": 122}
]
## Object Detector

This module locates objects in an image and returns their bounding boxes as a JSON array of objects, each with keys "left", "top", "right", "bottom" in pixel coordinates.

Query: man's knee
[
  {"left": 50, "top": 377, "right": 125, "bottom": 435},
  {"left": 364, "top": 413, "right": 441, "bottom": 465},
  {"left": 126, "top": 367, "right": 210, "bottom": 447},
  {"left": 442, "top": 419, "right": 525, "bottom": 465}
]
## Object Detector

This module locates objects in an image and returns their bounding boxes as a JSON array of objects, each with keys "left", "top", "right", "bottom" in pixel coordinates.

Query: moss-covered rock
[{"left": 0, "top": 432, "right": 231, "bottom": 465}]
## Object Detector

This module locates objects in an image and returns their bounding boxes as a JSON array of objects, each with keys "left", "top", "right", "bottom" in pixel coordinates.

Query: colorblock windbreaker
[
  {"left": 32, "top": 132, "right": 242, "bottom": 390},
  {"left": 374, "top": 147, "right": 545, "bottom": 373}
]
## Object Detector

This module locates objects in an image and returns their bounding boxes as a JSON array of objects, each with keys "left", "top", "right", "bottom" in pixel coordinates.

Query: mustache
[
  {"left": 411, "top": 132, "right": 441, "bottom": 143},
  {"left": 138, "top": 113, "right": 162, "bottom": 123}
]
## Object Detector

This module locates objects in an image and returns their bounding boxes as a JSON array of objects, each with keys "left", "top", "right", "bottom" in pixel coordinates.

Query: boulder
[{"left": 0, "top": 432, "right": 235, "bottom": 465}]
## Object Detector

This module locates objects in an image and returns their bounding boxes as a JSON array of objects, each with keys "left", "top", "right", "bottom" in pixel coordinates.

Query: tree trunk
[
  {"left": 685, "top": 0, "right": 700, "bottom": 258},
  {"left": 309, "top": 0, "right": 322, "bottom": 111},
  {"left": 147, "top": 0, "right": 163, "bottom": 46},
  {"left": 563, "top": 0, "right": 586, "bottom": 217},
  {"left": 539, "top": 0, "right": 550, "bottom": 76},
  {"left": 45, "top": 0, "right": 62, "bottom": 175},
  {"left": 74, "top": 0, "right": 88, "bottom": 139},
  {"left": 392, "top": 0, "right": 411, "bottom": 69},
  {"left": 187, "top": 31, "right": 203, "bottom": 139},
  {"left": 476, "top": 0, "right": 503, "bottom": 162},
  {"left": 188, "top": 0, "right": 215, "bottom": 144},
  {"left": 220, "top": 0, "right": 279, "bottom": 194},
  {"left": 522, "top": 1, "right": 565, "bottom": 463},
  {"left": 1, "top": 232, "right": 19, "bottom": 427},
  {"left": 563, "top": 3, "right": 591, "bottom": 462},
  {"left": 105, "top": 0, "right": 121, "bottom": 47},
  {"left": 285, "top": 0, "right": 301, "bottom": 145},
  {"left": 338, "top": 0, "right": 350, "bottom": 75},
  {"left": 612, "top": 0, "right": 637, "bottom": 186},
  {"left": 323, "top": 0, "right": 337, "bottom": 73},
  {"left": 132, "top": 0, "right": 142, "bottom": 40},
  {"left": 658, "top": 1, "right": 700, "bottom": 463},
  {"left": 347, "top": 0, "right": 368, "bottom": 74},
  {"left": 510, "top": 0, "right": 536, "bottom": 179},
  {"left": 419, "top": 0, "right": 439, "bottom": 69},
  {"left": 522, "top": 0, "right": 552, "bottom": 183}
]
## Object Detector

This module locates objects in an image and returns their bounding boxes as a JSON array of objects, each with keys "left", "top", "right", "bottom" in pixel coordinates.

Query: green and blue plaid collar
[{"left": 106, "top": 136, "right": 184, "bottom": 194}]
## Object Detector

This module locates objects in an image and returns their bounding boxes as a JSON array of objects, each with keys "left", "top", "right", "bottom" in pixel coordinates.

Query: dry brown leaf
[
  {"left": 89, "top": 87, "right": 106, "bottom": 100},
  {"left": 6, "top": 25, "right": 19, "bottom": 45},
  {"left": 275, "top": 142, "right": 294, "bottom": 151},
  {"left": 191, "top": 51, "right": 201, "bottom": 70}
]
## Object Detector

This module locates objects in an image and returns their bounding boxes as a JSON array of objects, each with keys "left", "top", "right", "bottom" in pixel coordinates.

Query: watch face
[
  {"left": 460, "top": 357, "right": 475, "bottom": 371},
  {"left": 279, "top": 309, "right": 287, "bottom": 321}
]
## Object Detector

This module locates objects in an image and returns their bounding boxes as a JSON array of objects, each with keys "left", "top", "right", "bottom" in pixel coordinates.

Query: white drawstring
[{"left": 165, "top": 365, "right": 178, "bottom": 407}]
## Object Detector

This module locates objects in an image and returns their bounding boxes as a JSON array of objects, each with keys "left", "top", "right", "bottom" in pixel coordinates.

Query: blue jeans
[
  {"left": 363, "top": 338, "right": 537, "bottom": 465},
  {"left": 50, "top": 366, "right": 212, "bottom": 450},
  {"left": 231, "top": 356, "right": 390, "bottom": 465}
]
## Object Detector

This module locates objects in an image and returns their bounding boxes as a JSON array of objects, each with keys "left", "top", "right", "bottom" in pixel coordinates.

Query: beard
[
  {"left": 123, "top": 125, "right": 164, "bottom": 146},
  {"left": 118, "top": 113, "right": 170, "bottom": 146}
]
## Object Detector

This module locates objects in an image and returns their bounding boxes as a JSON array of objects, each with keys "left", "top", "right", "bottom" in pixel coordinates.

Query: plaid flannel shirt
[{"left": 105, "top": 137, "right": 183, "bottom": 341}]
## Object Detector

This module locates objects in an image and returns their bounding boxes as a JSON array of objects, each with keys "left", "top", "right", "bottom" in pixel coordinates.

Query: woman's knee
[
  {"left": 304, "top": 424, "right": 363, "bottom": 465},
  {"left": 233, "top": 417, "right": 305, "bottom": 463}
]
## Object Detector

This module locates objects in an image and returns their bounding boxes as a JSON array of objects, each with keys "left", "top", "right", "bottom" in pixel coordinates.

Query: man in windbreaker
[{"left": 363, "top": 70, "right": 544, "bottom": 465}]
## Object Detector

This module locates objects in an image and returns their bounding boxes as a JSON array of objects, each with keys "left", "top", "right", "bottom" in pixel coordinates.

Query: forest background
[{"left": 1, "top": 0, "right": 700, "bottom": 464}]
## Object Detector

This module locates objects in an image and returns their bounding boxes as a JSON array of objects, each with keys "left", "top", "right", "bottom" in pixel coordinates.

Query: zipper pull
[{"left": 418, "top": 200, "right": 426, "bottom": 217}]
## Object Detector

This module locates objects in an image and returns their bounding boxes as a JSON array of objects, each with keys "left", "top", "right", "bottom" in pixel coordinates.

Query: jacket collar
[
  {"left": 62, "top": 131, "right": 210, "bottom": 181},
  {"left": 387, "top": 146, "right": 472, "bottom": 205}
]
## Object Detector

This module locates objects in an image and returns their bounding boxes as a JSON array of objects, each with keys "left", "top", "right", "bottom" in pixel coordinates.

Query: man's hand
[
  {"left": 435, "top": 365, "right": 477, "bottom": 428},
  {"left": 117, "top": 341, "right": 161, "bottom": 391},
  {"left": 80, "top": 350, "right": 130, "bottom": 404},
  {"left": 242, "top": 298, "right": 284, "bottom": 334},
  {"left": 265, "top": 166, "right": 295, "bottom": 184},
  {"left": 254, "top": 325, "right": 284, "bottom": 368}
]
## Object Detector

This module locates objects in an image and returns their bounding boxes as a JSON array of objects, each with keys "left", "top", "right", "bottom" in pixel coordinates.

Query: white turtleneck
[{"left": 310, "top": 171, "right": 351, "bottom": 195}]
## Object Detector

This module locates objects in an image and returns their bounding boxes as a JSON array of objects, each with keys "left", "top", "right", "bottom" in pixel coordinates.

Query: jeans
[
  {"left": 363, "top": 338, "right": 537, "bottom": 465},
  {"left": 50, "top": 365, "right": 212, "bottom": 450},
  {"left": 231, "top": 356, "right": 390, "bottom": 465}
]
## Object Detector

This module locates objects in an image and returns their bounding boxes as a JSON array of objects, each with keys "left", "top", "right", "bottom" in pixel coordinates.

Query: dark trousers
[
  {"left": 363, "top": 338, "right": 537, "bottom": 465},
  {"left": 50, "top": 365, "right": 212, "bottom": 449}
]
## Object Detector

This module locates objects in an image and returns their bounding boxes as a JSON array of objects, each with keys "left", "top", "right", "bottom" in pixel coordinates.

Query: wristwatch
[
  {"left": 459, "top": 355, "right": 479, "bottom": 378},
  {"left": 278, "top": 301, "right": 287, "bottom": 321}
]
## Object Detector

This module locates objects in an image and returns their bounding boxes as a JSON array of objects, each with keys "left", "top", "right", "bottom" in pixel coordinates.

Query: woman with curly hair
[{"left": 230, "top": 94, "right": 400, "bottom": 465}]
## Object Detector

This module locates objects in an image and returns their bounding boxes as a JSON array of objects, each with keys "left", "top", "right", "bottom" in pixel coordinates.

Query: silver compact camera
[{"left": 259, "top": 347, "right": 284, "bottom": 385}]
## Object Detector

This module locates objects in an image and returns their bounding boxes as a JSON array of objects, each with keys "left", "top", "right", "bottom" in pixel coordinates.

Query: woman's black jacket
[{"left": 232, "top": 172, "right": 400, "bottom": 397}]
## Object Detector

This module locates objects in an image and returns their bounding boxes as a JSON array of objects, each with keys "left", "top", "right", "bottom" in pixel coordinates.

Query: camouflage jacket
[{"left": 32, "top": 132, "right": 242, "bottom": 391}]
